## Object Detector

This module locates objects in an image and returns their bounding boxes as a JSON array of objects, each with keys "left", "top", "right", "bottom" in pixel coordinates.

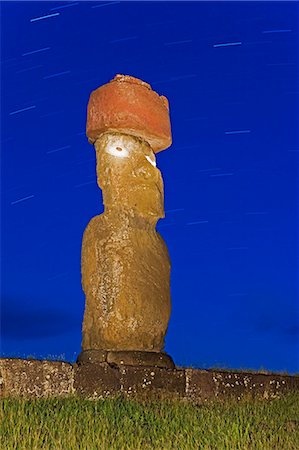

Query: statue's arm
[
  {"left": 81, "top": 216, "right": 98, "bottom": 294},
  {"left": 156, "top": 231, "right": 171, "bottom": 269}
]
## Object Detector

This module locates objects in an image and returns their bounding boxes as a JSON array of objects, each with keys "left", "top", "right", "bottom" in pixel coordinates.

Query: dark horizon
[{"left": 1, "top": 1, "right": 298, "bottom": 373}]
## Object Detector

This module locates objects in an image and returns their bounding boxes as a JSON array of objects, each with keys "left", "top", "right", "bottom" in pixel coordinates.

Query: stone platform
[
  {"left": 77, "top": 350, "right": 175, "bottom": 369},
  {"left": 0, "top": 357, "right": 298, "bottom": 403}
]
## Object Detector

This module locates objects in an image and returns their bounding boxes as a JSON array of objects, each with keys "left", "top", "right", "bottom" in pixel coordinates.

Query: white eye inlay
[
  {"left": 106, "top": 144, "right": 129, "bottom": 158},
  {"left": 145, "top": 154, "right": 156, "bottom": 167}
]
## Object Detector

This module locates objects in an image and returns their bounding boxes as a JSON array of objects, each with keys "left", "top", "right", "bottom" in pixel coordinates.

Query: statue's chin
[
  {"left": 117, "top": 206, "right": 164, "bottom": 221},
  {"left": 103, "top": 183, "right": 164, "bottom": 220}
]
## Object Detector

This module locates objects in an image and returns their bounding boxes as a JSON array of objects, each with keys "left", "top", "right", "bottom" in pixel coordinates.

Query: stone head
[{"left": 95, "top": 132, "right": 164, "bottom": 220}]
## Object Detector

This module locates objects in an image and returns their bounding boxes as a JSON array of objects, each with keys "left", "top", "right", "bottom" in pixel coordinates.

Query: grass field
[{"left": 1, "top": 392, "right": 299, "bottom": 449}]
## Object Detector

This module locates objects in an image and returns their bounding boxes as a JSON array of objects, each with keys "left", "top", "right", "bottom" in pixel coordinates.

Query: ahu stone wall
[{"left": 0, "top": 358, "right": 298, "bottom": 403}]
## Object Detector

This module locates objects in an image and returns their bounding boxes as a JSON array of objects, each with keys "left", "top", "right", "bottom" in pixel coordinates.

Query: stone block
[
  {"left": 42, "top": 360, "right": 74, "bottom": 397},
  {"left": 107, "top": 350, "right": 175, "bottom": 369},
  {"left": 186, "top": 368, "right": 299, "bottom": 403},
  {"left": 185, "top": 369, "right": 216, "bottom": 403},
  {"left": 119, "top": 366, "right": 186, "bottom": 401},
  {"left": 77, "top": 349, "right": 108, "bottom": 364},
  {"left": 74, "top": 362, "right": 120, "bottom": 399},
  {"left": 0, "top": 358, "right": 74, "bottom": 398},
  {"left": 211, "top": 371, "right": 299, "bottom": 400}
]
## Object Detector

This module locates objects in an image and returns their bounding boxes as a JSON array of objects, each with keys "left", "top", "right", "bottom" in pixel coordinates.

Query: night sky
[{"left": 1, "top": 1, "right": 298, "bottom": 373}]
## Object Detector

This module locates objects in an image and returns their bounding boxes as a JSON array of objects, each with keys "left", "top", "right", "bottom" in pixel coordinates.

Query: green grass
[{"left": 1, "top": 393, "right": 299, "bottom": 449}]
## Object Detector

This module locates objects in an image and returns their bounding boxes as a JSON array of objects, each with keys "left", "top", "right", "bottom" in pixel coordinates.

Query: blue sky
[{"left": 1, "top": 1, "right": 298, "bottom": 373}]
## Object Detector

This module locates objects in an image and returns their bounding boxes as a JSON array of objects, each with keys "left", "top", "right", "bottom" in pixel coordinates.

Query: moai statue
[{"left": 77, "top": 75, "right": 174, "bottom": 368}]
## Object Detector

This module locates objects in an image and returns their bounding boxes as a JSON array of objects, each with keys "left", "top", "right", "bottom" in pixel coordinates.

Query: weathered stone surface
[
  {"left": 210, "top": 370, "right": 299, "bottom": 400},
  {"left": 86, "top": 74, "right": 172, "bottom": 153},
  {"left": 77, "top": 349, "right": 108, "bottom": 364},
  {"left": 1, "top": 358, "right": 298, "bottom": 402},
  {"left": 81, "top": 132, "right": 171, "bottom": 353},
  {"left": 74, "top": 362, "right": 120, "bottom": 399},
  {"left": 106, "top": 350, "right": 175, "bottom": 369},
  {"left": 0, "top": 358, "right": 74, "bottom": 398},
  {"left": 186, "top": 368, "right": 299, "bottom": 404},
  {"left": 185, "top": 369, "right": 217, "bottom": 403},
  {"left": 0, "top": 363, "right": 4, "bottom": 397},
  {"left": 119, "top": 366, "right": 186, "bottom": 400}
]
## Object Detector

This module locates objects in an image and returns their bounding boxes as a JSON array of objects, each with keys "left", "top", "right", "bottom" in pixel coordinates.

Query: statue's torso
[{"left": 81, "top": 213, "right": 171, "bottom": 351}]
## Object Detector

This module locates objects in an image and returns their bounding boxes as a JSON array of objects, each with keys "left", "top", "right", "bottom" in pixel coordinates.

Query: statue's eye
[
  {"left": 106, "top": 144, "right": 129, "bottom": 158},
  {"left": 145, "top": 154, "right": 156, "bottom": 167}
]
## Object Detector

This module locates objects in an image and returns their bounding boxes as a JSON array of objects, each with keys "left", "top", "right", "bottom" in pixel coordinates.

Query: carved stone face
[{"left": 95, "top": 132, "right": 164, "bottom": 220}]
